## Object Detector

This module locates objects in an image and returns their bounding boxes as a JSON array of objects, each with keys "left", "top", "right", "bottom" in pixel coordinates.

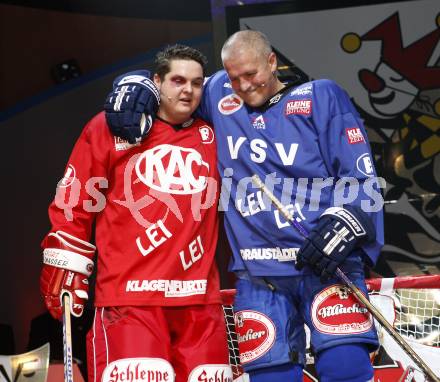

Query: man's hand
[
  {"left": 104, "top": 70, "right": 160, "bottom": 144},
  {"left": 40, "top": 231, "right": 95, "bottom": 320},
  {"left": 296, "top": 206, "right": 375, "bottom": 282}
]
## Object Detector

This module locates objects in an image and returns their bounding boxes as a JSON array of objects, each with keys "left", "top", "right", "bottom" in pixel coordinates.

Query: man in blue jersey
[{"left": 104, "top": 31, "right": 384, "bottom": 382}]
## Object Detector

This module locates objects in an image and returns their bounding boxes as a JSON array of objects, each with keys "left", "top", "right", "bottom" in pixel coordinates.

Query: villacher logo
[
  {"left": 235, "top": 310, "right": 276, "bottom": 364},
  {"left": 218, "top": 94, "right": 244, "bottom": 115},
  {"left": 311, "top": 285, "right": 373, "bottom": 335}
]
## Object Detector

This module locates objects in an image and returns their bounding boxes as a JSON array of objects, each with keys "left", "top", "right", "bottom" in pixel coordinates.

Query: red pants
[{"left": 87, "top": 304, "right": 230, "bottom": 382}]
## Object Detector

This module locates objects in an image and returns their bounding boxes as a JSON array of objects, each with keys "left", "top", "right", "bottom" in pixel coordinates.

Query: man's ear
[
  {"left": 268, "top": 52, "right": 277, "bottom": 73},
  {"left": 153, "top": 73, "right": 161, "bottom": 88}
]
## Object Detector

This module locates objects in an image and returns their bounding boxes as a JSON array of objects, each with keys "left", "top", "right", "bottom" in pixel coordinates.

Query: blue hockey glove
[
  {"left": 295, "top": 206, "right": 376, "bottom": 282},
  {"left": 104, "top": 70, "right": 160, "bottom": 144}
]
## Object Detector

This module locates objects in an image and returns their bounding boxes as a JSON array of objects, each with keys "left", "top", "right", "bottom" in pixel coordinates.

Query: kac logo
[{"left": 135, "top": 144, "right": 209, "bottom": 194}]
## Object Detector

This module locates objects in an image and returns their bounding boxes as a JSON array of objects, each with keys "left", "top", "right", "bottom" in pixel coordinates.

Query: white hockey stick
[
  {"left": 251, "top": 174, "right": 440, "bottom": 382},
  {"left": 62, "top": 293, "right": 74, "bottom": 382}
]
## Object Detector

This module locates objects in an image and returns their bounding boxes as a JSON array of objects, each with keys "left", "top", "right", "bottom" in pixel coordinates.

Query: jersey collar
[
  {"left": 255, "top": 79, "right": 305, "bottom": 112},
  {"left": 156, "top": 116, "right": 195, "bottom": 131}
]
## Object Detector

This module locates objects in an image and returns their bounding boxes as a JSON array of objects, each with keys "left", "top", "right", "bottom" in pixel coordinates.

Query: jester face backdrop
[{"left": 223, "top": 0, "right": 440, "bottom": 275}]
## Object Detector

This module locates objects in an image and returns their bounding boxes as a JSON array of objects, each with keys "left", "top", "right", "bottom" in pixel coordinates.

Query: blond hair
[{"left": 221, "top": 30, "right": 272, "bottom": 62}]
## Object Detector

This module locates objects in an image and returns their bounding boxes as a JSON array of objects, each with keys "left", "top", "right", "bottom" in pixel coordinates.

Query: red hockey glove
[{"left": 40, "top": 231, "right": 95, "bottom": 320}]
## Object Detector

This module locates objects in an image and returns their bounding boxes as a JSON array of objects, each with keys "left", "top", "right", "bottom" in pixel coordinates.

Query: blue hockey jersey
[{"left": 199, "top": 70, "right": 384, "bottom": 276}]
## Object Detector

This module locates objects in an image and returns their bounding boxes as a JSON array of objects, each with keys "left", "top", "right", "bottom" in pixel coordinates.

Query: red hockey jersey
[{"left": 42, "top": 112, "right": 221, "bottom": 306}]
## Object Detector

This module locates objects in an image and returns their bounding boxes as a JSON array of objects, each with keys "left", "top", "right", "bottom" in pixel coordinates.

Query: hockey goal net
[{"left": 221, "top": 274, "right": 440, "bottom": 382}]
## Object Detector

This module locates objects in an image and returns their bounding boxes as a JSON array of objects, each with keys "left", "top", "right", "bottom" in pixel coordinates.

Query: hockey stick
[
  {"left": 62, "top": 293, "right": 74, "bottom": 382},
  {"left": 251, "top": 174, "right": 440, "bottom": 382}
]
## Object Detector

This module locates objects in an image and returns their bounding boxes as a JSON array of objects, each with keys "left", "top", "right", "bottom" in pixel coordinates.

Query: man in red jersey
[{"left": 40, "top": 45, "right": 232, "bottom": 382}]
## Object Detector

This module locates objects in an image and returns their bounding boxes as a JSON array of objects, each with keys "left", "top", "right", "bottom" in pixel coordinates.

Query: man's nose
[
  {"left": 238, "top": 78, "right": 252, "bottom": 92},
  {"left": 183, "top": 82, "right": 194, "bottom": 93},
  {"left": 358, "top": 69, "right": 385, "bottom": 93}
]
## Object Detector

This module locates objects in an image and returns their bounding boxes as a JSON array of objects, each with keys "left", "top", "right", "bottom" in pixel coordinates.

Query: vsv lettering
[{"left": 227, "top": 136, "right": 298, "bottom": 165}]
